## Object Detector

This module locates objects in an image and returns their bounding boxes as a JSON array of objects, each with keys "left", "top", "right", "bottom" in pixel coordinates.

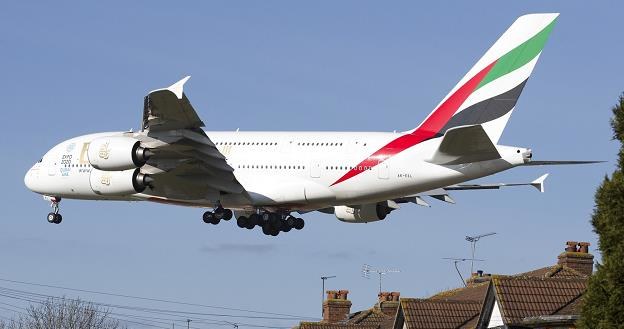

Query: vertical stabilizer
[{"left": 409, "top": 13, "right": 559, "bottom": 144}]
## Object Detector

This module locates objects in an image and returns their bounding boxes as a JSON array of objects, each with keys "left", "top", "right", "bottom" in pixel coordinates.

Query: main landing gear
[
  {"left": 202, "top": 209, "right": 305, "bottom": 236},
  {"left": 238, "top": 213, "right": 304, "bottom": 236},
  {"left": 46, "top": 196, "right": 62, "bottom": 224},
  {"left": 202, "top": 207, "right": 233, "bottom": 225}
]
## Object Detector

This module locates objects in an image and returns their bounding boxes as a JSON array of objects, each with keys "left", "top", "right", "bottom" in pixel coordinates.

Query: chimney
[
  {"left": 378, "top": 291, "right": 400, "bottom": 302},
  {"left": 465, "top": 271, "right": 492, "bottom": 286},
  {"left": 322, "top": 290, "right": 352, "bottom": 323},
  {"left": 376, "top": 292, "right": 400, "bottom": 316},
  {"left": 557, "top": 241, "right": 594, "bottom": 276}
]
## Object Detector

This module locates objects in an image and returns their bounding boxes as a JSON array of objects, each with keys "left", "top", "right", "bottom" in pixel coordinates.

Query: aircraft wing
[{"left": 135, "top": 76, "right": 245, "bottom": 196}]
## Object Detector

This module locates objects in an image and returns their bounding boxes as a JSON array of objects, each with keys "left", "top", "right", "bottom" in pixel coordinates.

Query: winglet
[
  {"left": 531, "top": 173, "right": 549, "bottom": 193},
  {"left": 168, "top": 76, "right": 191, "bottom": 99}
]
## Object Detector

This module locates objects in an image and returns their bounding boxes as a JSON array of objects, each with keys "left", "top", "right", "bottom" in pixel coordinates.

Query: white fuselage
[{"left": 24, "top": 130, "right": 528, "bottom": 212}]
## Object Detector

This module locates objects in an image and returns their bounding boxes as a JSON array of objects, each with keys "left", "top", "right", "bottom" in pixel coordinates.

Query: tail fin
[{"left": 410, "top": 13, "right": 559, "bottom": 144}]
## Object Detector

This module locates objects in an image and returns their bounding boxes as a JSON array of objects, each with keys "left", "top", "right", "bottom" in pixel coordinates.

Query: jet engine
[
  {"left": 89, "top": 168, "right": 153, "bottom": 195},
  {"left": 87, "top": 136, "right": 152, "bottom": 171},
  {"left": 334, "top": 202, "right": 395, "bottom": 223}
]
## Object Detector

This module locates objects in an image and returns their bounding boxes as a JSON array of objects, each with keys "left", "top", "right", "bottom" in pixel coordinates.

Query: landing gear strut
[{"left": 46, "top": 196, "right": 62, "bottom": 224}]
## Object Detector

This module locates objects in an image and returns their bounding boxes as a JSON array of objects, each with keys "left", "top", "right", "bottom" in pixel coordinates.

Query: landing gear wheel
[
  {"left": 269, "top": 214, "right": 282, "bottom": 230},
  {"left": 286, "top": 216, "right": 296, "bottom": 228},
  {"left": 222, "top": 209, "right": 233, "bottom": 221},
  {"left": 262, "top": 225, "right": 272, "bottom": 236},
  {"left": 294, "top": 217, "right": 305, "bottom": 230},
  {"left": 280, "top": 216, "right": 294, "bottom": 232},
  {"left": 249, "top": 214, "right": 262, "bottom": 228},
  {"left": 237, "top": 216, "right": 248, "bottom": 228},
  {"left": 203, "top": 211, "right": 219, "bottom": 224},
  {"left": 245, "top": 220, "right": 255, "bottom": 230},
  {"left": 281, "top": 221, "right": 292, "bottom": 232},
  {"left": 250, "top": 214, "right": 262, "bottom": 227},
  {"left": 54, "top": 214, "right": 62, "bottom": 224},
  {"left": 47, "top": 213, "right": 57, "bottom": 224}
]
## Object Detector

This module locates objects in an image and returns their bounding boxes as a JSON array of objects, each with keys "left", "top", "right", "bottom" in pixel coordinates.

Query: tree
[
  {"left": 579, "top": 94, "right": 624, "bottom": 328},
  {"left": 0, "top": 297, "right": 121, "bottom": 329}
]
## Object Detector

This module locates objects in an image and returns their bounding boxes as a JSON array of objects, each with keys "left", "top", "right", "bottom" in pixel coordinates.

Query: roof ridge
[
  {"left": 402, "top": 298, "right": 482, "bottom": 304},
  {"left": 493, "top": 275, "right": 588, "bottom": 282},
  {"left": 428, "top": 281, "right": 489, "bottom": 299}
]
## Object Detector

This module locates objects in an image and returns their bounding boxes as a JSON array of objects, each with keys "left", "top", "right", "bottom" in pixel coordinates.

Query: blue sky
[{"left": 0, "top": 1, "right": 621, "bottom": 328}]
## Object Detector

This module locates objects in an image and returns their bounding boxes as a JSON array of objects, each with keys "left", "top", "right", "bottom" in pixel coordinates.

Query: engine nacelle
[
  {"left": 334, "top": 202, "right": 393, "bottom": 223},
  {"left": 89, "top": 168, "right": 152, "bottom": 195},
  {"left": 87, "top": 136, "right": 151, "bottom": 171}
]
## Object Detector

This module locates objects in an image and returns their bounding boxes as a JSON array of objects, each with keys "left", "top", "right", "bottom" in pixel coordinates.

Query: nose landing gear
[{"left": 45, "top": 196, "right": 62, "bottom": 224}]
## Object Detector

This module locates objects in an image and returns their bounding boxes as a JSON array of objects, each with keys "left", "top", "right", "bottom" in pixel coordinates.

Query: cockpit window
[{"left": 38, "top": 158, "right": 43, "bottom": 163}]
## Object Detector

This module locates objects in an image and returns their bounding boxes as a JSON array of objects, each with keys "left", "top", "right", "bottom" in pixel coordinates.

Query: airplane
[{"left": 24, "top": 13, "right": 599, "bottom": 236}]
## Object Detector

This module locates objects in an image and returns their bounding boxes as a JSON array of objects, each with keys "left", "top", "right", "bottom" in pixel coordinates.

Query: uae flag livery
[{"left": 331, "top": 14, "right": 559, "bottom": 186}]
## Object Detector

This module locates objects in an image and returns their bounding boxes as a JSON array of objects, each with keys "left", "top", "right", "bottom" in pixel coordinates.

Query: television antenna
[
  {"left": 442, "top": 257, "right": 484, "bottom": 287},
  {"left": 465, "top": 232, "right": 496, "bottom": 274},
  {"left": 362, "top": 264, "right": 400, "bottom": 293},
  {"left": 320, "top": 275, "right": 337, "bottom": 314}
]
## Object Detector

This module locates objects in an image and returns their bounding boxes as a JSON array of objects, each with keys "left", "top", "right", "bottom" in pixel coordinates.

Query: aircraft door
[
  {"left": 377, "top": 160, "right": 389, "bottom": 179},
  {"left": 310, "top": 162, "right": 321, "bottom": 178}
]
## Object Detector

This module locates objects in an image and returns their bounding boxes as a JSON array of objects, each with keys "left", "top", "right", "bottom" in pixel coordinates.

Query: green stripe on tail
[{"left": 476, "top": 19, "right": 557, "bottom": 90}]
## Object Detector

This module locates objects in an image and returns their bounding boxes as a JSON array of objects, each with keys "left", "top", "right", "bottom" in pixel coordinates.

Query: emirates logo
[
  {"left": 98, "top": 142, "right": 110, "bottom": 159},
  {"left": 100, "top": 173, "right": 111, "bottom": 186}
]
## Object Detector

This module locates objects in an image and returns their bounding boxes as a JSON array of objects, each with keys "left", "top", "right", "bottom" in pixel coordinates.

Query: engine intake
[
  {"left": 87, "top": 136, "right": 152, "bottom": 171},
  {"left": 89, "top": 168, "right": 152, "bottom": 195},
  {"left": 334, "top": 202, "right": 394, "bottom": 223}
]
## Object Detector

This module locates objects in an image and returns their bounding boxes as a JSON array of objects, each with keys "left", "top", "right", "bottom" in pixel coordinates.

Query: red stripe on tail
[{"left": 330, "top": 60, "right": 497, "bottom": 186}]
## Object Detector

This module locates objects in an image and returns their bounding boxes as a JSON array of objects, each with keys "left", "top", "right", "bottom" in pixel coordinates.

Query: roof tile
[
  {"left": 491, "top": 276, "right": 587, "bottom": 324},
  {"left": 400, "top": 298, "right": 481, "bottom": 329}
]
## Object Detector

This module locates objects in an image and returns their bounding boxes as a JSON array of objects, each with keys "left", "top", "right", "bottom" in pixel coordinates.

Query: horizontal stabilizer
[
  {"left": 445, "top": 173, "right": 549, "bottom": 193},
  {"left": 429, "top": 125, "right": 501, "bottom": 165},
  {"left": 521, "top": 160, "right": 605, "bottom": 166}
]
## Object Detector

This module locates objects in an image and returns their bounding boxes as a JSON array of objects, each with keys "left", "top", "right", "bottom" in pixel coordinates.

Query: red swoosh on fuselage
[{"left": 330, "top": 60, "right": 497, "bottom": 186}]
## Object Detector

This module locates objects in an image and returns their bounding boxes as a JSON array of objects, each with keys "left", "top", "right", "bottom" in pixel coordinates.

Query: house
[{"left": 295, "top": 241, "right": 594, "bottom": 329}]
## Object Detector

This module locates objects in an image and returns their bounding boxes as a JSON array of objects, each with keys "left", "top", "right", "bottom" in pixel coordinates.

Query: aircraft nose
[{"left": 24, "top": 165, "right": 40, "bottom": 192}]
